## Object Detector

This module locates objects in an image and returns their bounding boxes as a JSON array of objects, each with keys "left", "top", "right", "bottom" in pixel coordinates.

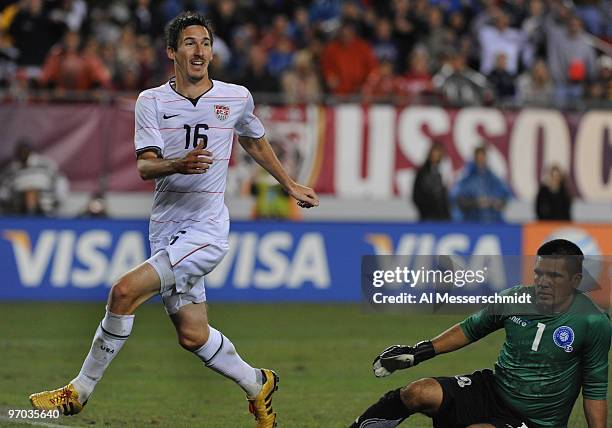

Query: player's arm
[
  {"left": 584, "top": 399, "right": 607, "bottom": 428},
  {"left": 137, "top": 142, "right": 212, "bottom": 180},
  {"left": 238, "top": 135, "right": 319, "bottom": 208},
  {"left": 581, "top": 314, "right": 611, "bottom": 428},
  {"left": 372, "top": 324, "right": 471, "bottom": 377},
  {"left": 373, "top": 299, "right": 505, "bottom": 377},
  {"left": 133, "top": 92, "right": 212, "bottom": 180}
]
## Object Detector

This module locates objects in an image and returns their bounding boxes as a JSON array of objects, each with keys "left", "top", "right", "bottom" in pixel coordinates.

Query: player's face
[
  {"left": 168, "top": 25, "right": 213, "bottom": 83},
  {"left": 533, "top": 257, "right": 580, "bottom": 310}
]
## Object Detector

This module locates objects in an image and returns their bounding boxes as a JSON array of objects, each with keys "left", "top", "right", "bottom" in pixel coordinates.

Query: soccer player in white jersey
[{"left": 29, "top": 11, "right": 319, "bottom": 428}]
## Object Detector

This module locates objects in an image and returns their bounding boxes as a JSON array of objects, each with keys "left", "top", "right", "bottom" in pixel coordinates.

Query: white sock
[
  {"left": 194, "top": 326, "right": 262, "bottom": 397},
  {"left": 71, "top": 309, "right": 134, "bottom": 402}
]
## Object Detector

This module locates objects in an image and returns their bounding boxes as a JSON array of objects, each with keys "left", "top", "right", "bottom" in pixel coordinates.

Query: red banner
[
  {"left": 1, "top": 103, "right": 610, "bottom": 201},
  {"left": 313, "top": 105, "right": 612, "bottom": 202}
]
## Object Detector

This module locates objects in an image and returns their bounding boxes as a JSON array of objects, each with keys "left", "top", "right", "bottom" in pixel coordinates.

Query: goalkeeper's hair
[
  {"left": 537, "top": 239, "right": 584, "bottom": 275},
  {"left": 165, "top": 11, "right": 214, "bottom": 50}
]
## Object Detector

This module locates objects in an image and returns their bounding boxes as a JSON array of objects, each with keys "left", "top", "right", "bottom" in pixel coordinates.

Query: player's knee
[
  {"left": 109, "top": 276, "right": 138, "bottom": 306},
  {"left": 178, "top": 326, "right": 210, "bottom": 351},
  {"left": 400, "top": 378, "right": 439, "bottom": 411}
]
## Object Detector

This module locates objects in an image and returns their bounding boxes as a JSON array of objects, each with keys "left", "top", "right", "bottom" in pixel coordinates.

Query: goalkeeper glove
[{"left": 372, "top": 341, "right": 436, "bottom": 378}]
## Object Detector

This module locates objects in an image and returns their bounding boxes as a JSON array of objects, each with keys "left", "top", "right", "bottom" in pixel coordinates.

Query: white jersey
[{"left": 134, "top": 78, "right": 265, "bottom": 242}]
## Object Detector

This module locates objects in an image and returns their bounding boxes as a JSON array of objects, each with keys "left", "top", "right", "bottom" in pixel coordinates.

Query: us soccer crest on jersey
[{"left": 214, "top": 104, "right": 230, "bottom": 121}]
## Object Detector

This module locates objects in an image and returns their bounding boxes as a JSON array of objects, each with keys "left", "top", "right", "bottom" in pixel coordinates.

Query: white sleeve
[
  {"left": 134, "top": 93, "right": 164, "bottom": 157},
  {"left": 235, "top": 90, "right": 265, "bottom": 138}
]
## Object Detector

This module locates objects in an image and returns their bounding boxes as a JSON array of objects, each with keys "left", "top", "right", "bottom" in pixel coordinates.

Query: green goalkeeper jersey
[{"left": 460, "top": 285, "right": 611, "bottom": 428}]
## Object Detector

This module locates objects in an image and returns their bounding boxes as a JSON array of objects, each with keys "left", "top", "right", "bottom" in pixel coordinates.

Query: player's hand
[
  {"left": 372, "top": 341, "right": 436, "bottom": 378},
  {"left": 373, "top": 345, "right": 416, "bottom": 377},
  {"left": 288, "top": 183, "right": 319, "bottom": 209},
  {"left": 176, "top": 142, "right": 213, "bottom": 174}
]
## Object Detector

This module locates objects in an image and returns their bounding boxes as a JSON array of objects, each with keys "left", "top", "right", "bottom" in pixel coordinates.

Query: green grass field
[{"left": 0, "top": 303, "right": 608, "bottom": 427}]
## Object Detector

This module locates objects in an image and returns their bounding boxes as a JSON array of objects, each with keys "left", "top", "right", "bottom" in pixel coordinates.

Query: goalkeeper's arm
[{"left": 373, "top": 324, "right": 471, "bottom": 377}]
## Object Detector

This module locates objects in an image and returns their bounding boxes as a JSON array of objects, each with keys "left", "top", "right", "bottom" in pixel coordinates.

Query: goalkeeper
[{"left": 351, "top": 239, "right": 610, "bottom": 428}]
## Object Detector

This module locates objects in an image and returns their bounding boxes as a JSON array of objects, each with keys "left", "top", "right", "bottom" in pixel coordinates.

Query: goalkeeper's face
[{"left": 533, "top": 257, "right": 581, "bottom": 310}]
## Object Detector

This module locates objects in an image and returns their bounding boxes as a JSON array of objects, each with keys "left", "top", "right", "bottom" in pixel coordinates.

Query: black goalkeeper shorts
[{"left": 432, "top": 369, "right": 530, "bottom": 428}]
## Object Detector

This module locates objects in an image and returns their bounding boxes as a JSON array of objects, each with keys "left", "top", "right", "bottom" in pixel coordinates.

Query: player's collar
[{"left": 168, "top": 77, "right": 215, "bottom": 106}]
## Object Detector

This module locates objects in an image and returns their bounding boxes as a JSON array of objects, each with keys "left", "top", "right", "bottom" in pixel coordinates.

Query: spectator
[
  {"left": 290, "top": 6, "right": 311, "bottom": 49},
  {"left": 228, "top": 22, "right": 257, "bottom": 76},
  {"left": 131, "top": 0, "right": 160, "bottom": 37},
  {"left": 81, "top": 191, "right": 108, "bottom": 218},
  {"left": 430, "top": 0, "right": 464, "bottom": 14},
  {"left": 87, "top": 2, "right": 122, "bottom": 45},
  {"left": 472, "top": 0, "right": 500, "bottom": 34},
  {"left": 588, "top": 55, "right": 612, "bottom": 102},
  {"left": 0, "top": 28, "right": 18, "bottom": 88},
  {"left": 399, "top": 46, "right": 433, "bottom": 100},
  {"left": 267, "top": 35, "right": 295, "bottom": 77},
  {"left": 409, "top": 0, "right": 431, "bottom": 29},
  {"left": 259, "top": 14, "right": 292, "bottom": 51},
  {"left": 8, "top": 0, "right": 66, "bottom": 83},
  {"left": 371, "top": 17, "right": 398, "bottom": 65},
  {"left": 208, "top": 0, "right": 243, "bottom": 44},
  {"left": 478, "top": 9, "right": 525, "bottom": 76},
  {"left": 448, "top": 10, "right": 469, "bottom": 39},
  {"left": 115, "top": 26, "right": 138, "bottom": 73},
  {"left": 207, "top": 34, "right": 232, "bottom": 80},
  {"left": 423, "top": 6, "right": 453, "bottom": 69},
  {"left": 0, "top": 140, "right": 68, "bottom": 216},
  {"left": 487, "top": 53, "right": 515, "bottom": 100},
  {"left": 391, "top": 0, "right": 426, "bottom": 71},
  {"left": 450, "top": 146, "right": 512, "bottom": 223},
  {"left": 320, "top": 20, "right": 378, "bottom": 96},
  {"left": 39, "top": 32, "right": 111, "bottom": 90},
  {"left": 134, "top": 34, "right": 161, "bottom": 88},
  {"left": 281, "top": 49, "right": 322, "bottom": 104},
  {"left": 575, "top": 0, "right": 607, "bottom": 36},
  {"left": 536, "top": 165, "right": 572, "bottom": 221},
  {"left": 237, "top": 45, "right": 279, "bottom": 95},
  {"left": 412, "top": 142, "right": 450, "bottom": 221},
  {"left": 99, "top": 41, "right": 118, "bottom": 81},
  {"left": 546, "top": 11, "right": 597, "bottom": 103},
  {"left": 516, "top": 59, "right": 554, "bottom": 105},
  {"left": 48, "top": 0, "right": 87, "bottom": 32},
  {"left": 340, "top": 1, "right": 368, "bottom": 37},
  {"left": 521, "top": 0, "right": 546, "bottom": 62},
  {"left": 433, "top": 51, "right": 490, "bottom": 105},
  {"left": 362, "top": 59, "right": 402, "bottom": 103},
  {"left": 250, "top": 141, "right": 301, "bottom": 221},
  {"left": 308, "top": 0, "right": 342, "bottom": 27}
]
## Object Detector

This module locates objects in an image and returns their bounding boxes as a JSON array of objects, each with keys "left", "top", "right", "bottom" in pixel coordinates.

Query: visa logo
[
  {"left": 207, "top": 232, "right": 330, "bottom": 289},
  {"left": 365, "top": 233, "right": 503, "bottom": 256},
  {"left": 3, "top": 230, "right": 146, "bottom": 288},
  {"left": 365, "top": 233, "right": 507, "bottom": 290}
]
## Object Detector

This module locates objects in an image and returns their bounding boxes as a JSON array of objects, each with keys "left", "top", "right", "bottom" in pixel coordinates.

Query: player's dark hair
[
  {"left": 537, "top": 239, "right": 584, "bottom": 275},
  {"left": 165, "top": 11, "right": 214, "bottom": 50}
]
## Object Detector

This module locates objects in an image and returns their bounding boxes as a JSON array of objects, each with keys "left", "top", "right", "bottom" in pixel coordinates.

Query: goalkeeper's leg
[{"left": 350, "top": 378, "right": 442, "bottom": 428}]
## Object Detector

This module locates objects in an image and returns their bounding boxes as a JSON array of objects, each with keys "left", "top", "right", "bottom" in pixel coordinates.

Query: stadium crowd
[{"left": 0, "top": 0, "right": 611, "bottom": 106}]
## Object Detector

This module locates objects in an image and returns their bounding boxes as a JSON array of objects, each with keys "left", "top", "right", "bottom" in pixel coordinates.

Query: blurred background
[{"left": 0, "top": 0, "right": 610, "bottom": 303}]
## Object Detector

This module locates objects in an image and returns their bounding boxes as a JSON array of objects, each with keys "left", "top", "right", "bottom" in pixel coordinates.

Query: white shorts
[{"left": 146, "top": 228, "right": 229, "bottom": 315}]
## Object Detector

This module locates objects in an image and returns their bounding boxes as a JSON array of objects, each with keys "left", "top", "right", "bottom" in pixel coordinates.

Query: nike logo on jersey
[{"left": 163, "top": 113, "right": 180, "bottom": 119}]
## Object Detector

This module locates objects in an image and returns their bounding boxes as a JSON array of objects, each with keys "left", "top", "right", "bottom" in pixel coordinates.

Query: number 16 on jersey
[{"left": 184, "top": 124, "right": 209, "bottom": 149}]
